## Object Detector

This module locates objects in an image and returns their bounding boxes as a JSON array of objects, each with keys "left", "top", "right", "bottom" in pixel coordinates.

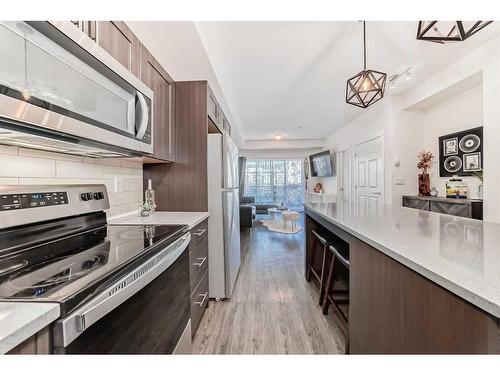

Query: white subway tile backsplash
[
  {"left": 84, "top": 178, "right": 116, "bottom": 192},
  {"left": 0, "top": 145, "right": 19, "bottom": 155},
  {"left": 123, "top": 178, "right": 142, "bottom": 192},
  {"left": 18, "top": 148, "right": 84, "bottom": 163},
  {"left": 2, "top": 147, "right": 143, "bottom": 211},
  {"left": 84, "top": 157, "right": 122, "bottom": 167},
  {"left": 19, "top": 178, "right": 85, "bottom": 185},
  {"left": 104, "top": 165, "right": 142, "bottom": 178},
  {"left": 0, "top": 154, "right": 56, "bottom": 178},
  {"left": 0, "top": 177, "right": 19, "bottom": 185},
  {"left": 56, "top": 160, "right": 105, "bottom": 178}
]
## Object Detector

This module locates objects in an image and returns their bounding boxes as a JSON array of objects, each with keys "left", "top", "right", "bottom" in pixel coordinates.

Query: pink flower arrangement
[{"left": 417, "top": 151, "right": 434, "bottom": 174}]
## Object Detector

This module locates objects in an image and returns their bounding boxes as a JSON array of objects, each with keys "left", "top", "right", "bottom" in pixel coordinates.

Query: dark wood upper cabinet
[
  {"left": 140, "top": 45, "right": 176, "bottom": 162},
  {"left": 70, "top": 21, "right": 141, "bottom": 78},
  {"left": 96, "top": 21, "right": 141, "bottom": 78},
  {"left": 143, "top": 81, "right": 210, "bottom": 212}
]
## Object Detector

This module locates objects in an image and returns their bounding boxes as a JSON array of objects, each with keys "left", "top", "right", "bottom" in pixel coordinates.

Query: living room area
[{"left": 238, "top": 156, "right": 308, "bottom": 233}]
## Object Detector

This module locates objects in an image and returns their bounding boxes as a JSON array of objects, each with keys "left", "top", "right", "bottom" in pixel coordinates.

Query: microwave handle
[{"left": 136, "top": 91, "right": 149, "bottom": 140}]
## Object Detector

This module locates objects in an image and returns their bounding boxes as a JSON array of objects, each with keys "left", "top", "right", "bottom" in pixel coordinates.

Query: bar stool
[
  {"left": 306, "top": 229, "right": 335, "bottom": 305},
  {"left": 322, "top": 244, "right": 350, "bottom": 353}
]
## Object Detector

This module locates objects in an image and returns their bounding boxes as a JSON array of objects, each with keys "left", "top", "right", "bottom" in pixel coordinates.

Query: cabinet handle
[
  {"left": 193, "top": 257, "right": 207, "bottom": 267},
  {"left": 193, "top": 228, "right": 207, "bottom": 237},
  {"left": 195, "top": 292, "right": 208, "bottom": 306}
]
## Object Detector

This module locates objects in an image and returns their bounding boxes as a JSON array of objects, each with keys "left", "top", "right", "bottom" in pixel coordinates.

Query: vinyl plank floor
[{"left": 193, "top": 214, "right": 347, "bottom": 354}]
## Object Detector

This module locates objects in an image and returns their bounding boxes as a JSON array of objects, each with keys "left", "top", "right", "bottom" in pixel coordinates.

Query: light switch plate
[
  {"left": 114, "top": 177, "right": 123, "bottom": 193},
  {"left": 394, "top": 177, "right": 405, "bottom": 186}
]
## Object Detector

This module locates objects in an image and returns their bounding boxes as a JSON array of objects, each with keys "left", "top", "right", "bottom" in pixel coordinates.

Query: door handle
[
  {"left": 193, "top": 257, "right": 207, "bottom": 267},
  {"left": 373, "top": 192, "right": 381, "bottom": 195},
  {"left": 195, "top": 292, "right": 208, "bottom": 306}
]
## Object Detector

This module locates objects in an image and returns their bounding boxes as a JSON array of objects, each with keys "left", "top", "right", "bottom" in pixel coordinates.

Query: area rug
[{"left": 261, "top": 219, "right": 303, "bottom": 234}]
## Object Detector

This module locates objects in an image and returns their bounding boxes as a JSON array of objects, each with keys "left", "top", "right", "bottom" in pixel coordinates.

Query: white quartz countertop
[
  {"left": 304, "top": 202, "right": 500, "bottom": 318},
  {"left": 0, "top": 302, "right": 60, "bottom": 354},
  {"left": 110, "top": 211, "right": 209, "bottom": 229}
]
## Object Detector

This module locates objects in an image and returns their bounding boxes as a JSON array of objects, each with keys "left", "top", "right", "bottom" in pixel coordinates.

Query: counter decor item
[
  {"left": 446, "top": 176, "right": 468, "bottom": 199},
  {"left": 430, "top": 187, "right": 438, "bottom": 197},
  {"left": 139, "top": 202, "right": 154, "bottom": 217},
  {"left": 438, "top": 126, "right": 483, "bottom": 177},
  {"left": 314, "top": 183, "right": 323, "bottom": 193},
  {"left": 417, "top": 150, "right": 434, "bottom": 196},
  {"left": 144, "top": 179, "right": 157, "bottom": 214}
]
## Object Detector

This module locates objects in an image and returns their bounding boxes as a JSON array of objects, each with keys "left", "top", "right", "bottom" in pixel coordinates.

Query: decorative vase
[
  {"left": 418, "top": 174, "right": 431, "bottom": 196},
  {"left": 430, "top": 186, "right": 438, "bottom": 197}
]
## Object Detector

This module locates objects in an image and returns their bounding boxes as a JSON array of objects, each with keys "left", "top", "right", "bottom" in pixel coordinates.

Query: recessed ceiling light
[{"left": 274, "top": 134, "right": 283, "bottom": 140}]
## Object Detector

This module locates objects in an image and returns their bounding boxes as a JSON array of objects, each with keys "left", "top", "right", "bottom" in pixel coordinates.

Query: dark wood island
[{"left": 305, "top": 202, "right": 500, "bottom": 354}]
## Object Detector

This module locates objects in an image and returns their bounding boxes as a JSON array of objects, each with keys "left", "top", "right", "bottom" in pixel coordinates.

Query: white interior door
[
  {"left": 338, "top": 149, "right": 352, "bottom": 203},
  {"left": 354, "top": 136, "right": 384, "bottom": 215}
]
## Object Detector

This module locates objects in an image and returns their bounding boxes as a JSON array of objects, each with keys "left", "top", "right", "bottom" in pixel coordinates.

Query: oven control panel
[{"left": 0, "top": 192, "right": 69, "bottom": 211}]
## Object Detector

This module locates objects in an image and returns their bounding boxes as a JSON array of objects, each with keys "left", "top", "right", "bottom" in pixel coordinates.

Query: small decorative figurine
[{"left": 314, "top": 183, "right": 323, "bottom": 193}]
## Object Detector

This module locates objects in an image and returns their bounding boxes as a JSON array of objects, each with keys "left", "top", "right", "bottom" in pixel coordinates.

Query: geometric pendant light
[
  {"left": 346, "top": 21, "right": 387, "bottom": 109},
  {"left": 416, "top": 21, "right": 493, "bottom": 43}
]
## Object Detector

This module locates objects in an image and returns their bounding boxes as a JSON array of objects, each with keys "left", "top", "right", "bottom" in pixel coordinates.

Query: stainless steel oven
[
  {"left": 53, "top": 232, "right": 192, "bottom": 354},
  {"left": 0, "top": 185, "right": 192, "bottom": 354},
  {"left": 0, "top": 21, "right": 153, "bottom": 157}
]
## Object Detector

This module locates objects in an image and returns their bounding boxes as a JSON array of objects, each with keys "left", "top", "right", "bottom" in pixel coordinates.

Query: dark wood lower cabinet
[
  {"left": 189, "top": 219, "right": 209, "bottom": 337},
  {"left": 305, "top": 209, "right": 500, "bottom": 354},
  {"left": 190, "top": 270, "right": 209, "bottom": 337},
  {"left": 349, "top": 238, "right": 500, "bottom": 354},
  {"left": 7, "top": 326, "right": 51, "bottom": 354},
  {"left": 402, "top": 195, "right": 483, "bottom": 220}
]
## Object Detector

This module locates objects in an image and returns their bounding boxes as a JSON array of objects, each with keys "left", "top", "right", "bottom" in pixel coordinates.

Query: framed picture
[
  {"left": 463, "top": 152, "right": 481, "bottom": 172},
  {"left": 438, "top": 126, "right": 483, "bottom": 177},
  {"left": 443, "top": 137, "right": 458, "bottom": 156}
]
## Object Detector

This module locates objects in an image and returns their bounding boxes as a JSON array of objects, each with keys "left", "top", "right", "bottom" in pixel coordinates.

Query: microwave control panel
[{"left": 0, "top": 192, "right": 68, "bottom": 211}]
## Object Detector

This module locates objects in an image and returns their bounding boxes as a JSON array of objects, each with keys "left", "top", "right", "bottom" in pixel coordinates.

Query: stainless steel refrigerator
[{"left": 207, "top": 133, "right": 241, "bottom": 299}]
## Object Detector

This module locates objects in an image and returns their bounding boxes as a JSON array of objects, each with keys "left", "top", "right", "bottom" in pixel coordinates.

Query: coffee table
[{"left": 268, "top": 206, "right": 288, "bottom": 221}]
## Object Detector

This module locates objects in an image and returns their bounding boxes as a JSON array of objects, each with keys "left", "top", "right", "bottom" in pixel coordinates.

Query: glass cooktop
[{"left": 0, "top": 223, "right": 187, "bottom": 315}]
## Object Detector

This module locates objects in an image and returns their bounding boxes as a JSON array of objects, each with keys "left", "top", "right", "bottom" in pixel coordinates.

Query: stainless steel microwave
[{"left": 0, "top": 21, "right": 153, "bottom": 157}]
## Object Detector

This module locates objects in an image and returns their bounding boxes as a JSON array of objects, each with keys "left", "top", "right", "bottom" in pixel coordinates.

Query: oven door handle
[{"left": 53, "top": 232, "right": 191, "bottom": 349}]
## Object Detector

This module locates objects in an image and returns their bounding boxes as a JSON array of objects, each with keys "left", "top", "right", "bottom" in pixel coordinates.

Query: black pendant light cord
[{"left": 363, "top": 21, "right": 366, "bottom": 70}]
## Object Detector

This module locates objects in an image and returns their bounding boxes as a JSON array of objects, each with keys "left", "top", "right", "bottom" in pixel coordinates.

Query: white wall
[
  {"left": 422, "top": 85, "right": 483, "bottom": 198},
  {"left": 126, "top": 21, "right": 245, "bottom": 148},
  {"left": 317, "top": 98, "right": 424, "bottom": 206},
  {"left": 320, "top": 33, "right": 500, "bottom": 223},
  {"left": 0, "top": 145, "right": 143, "bottom": 218}
]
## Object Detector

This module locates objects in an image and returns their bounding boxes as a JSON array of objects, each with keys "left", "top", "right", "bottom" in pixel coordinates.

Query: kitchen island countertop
[{"left": 304, "top": 201, "right": 500, "bottom": 318}]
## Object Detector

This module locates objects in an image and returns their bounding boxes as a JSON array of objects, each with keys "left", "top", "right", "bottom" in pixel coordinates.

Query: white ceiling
[{"left": 196, "top": 21, "right": 500, "bottom": 142}]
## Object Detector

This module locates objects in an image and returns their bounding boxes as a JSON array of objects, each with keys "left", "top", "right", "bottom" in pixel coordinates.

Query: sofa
[
  {"left": 240, "top": 196, "right": 256, "bottom": 228},
  {"left": 254, "top": 204, "right": 278, "bottom": 215}
]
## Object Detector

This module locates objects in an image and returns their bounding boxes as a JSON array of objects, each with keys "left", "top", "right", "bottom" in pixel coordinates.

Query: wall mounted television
[{"left": 309, "top": 150, "right": 334, "bottom": 177}]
